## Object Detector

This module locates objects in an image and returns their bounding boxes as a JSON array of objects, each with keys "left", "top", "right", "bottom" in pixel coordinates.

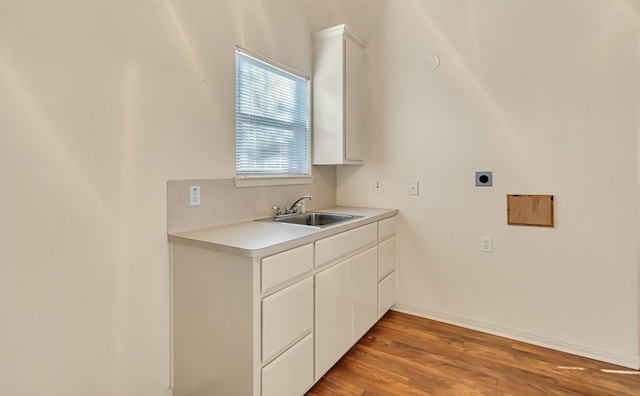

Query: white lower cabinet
[
  {"left": 171, "top": 215, "right": 397, "bottom": 396},
  {"left": 315, "top": 237, "right": 386, "bottom": 379},
  {"left": 261, "top": 250, "right": 315, "bottom": 396}
]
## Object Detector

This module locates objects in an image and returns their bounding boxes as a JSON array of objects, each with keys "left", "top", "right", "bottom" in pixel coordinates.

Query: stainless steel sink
[{"left": 257, "top": 212, "right": 362, "bottom": 228}]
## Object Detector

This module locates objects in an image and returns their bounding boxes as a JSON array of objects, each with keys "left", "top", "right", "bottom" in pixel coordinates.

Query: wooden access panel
[{"left": 507, "top": 194, "right": 554, "bottom": 227}]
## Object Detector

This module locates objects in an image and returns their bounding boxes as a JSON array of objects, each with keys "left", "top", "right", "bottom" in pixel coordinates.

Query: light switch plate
[{"left": 408, "top": 181, "right": 419, "bottom": 195}]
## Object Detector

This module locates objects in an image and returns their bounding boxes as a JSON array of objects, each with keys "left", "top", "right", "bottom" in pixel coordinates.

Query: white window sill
[{"left": 234, "top": 174, "right": 315, "bottom": 188}]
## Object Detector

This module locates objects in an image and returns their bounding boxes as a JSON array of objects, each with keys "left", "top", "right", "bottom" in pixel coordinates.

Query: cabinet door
[
  {"left": 344, "top": 35, "right": 364, "bottom": 161},
  {"left": 315, "top": 259, "right": 352, "bottom": 379},
  {"left": 352, "top": 246, "right": 378, "bottom": 341}
]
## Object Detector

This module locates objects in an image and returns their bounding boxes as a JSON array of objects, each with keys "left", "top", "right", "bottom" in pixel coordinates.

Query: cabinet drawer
[
  {"left": 262, "top": 277, "right": 313, "bottom": 363},
  {"left": 378, "top": 272, "right": 396, "bottom": 318},
  {"left": 315, "top": 223, "right": 377, "bottom": 267},
  {"left": 262, "top": 333, "right": 313, "bottom": 396},
  {"left": 262, "top": 244, "right": 313, "bottom": 292},
  {"left": 378, "top": 216, "right": 397, "bottom": 240},
  {"left": 378, "top": 236, "right": 396, "bottom": 281}
]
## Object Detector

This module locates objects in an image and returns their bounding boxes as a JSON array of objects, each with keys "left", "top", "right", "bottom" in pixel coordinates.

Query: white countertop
[{"left": 168, "top": 206, "right": 398, "bottom": 258}]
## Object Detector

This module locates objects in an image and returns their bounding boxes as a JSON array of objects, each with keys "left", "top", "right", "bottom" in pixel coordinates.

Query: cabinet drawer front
[
  {"left": 262, "top": 333, "right": 314, "bottom": 396},
  {"left": 378, "top": 216, "right": 397, "bottom": 240},
  {"left": 262, "top": 243, "right": 313, "bottom": 292},
  {"left": 378, "top": 236, "right": 397, "bottom": 281},
  {"left": 262, "top": 277, "right": 313, "bottom": 363},
  {"left": 315, "top": 223, "right": 377, "bottom": 267},
  {"left": 378, "top": 272, "right": 397, "bottom": 318}
]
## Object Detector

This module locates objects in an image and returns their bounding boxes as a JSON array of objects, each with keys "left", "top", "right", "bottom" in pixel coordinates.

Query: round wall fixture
[{"left": 424, "top": 55, "right": 440, "bottom": 70}]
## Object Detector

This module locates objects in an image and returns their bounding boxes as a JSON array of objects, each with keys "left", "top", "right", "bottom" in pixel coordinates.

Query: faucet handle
[{"left": 272, "top": 206, "right": 282, "bottom": 217}]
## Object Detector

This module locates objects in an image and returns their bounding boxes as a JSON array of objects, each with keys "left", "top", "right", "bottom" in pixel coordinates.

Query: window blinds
[{"left": 235, "top": 49, "right": 310, "bottom": 175}]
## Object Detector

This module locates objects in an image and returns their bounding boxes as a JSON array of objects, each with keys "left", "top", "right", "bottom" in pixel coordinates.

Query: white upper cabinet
[{"left": 312, "top": 24, "right": 367, "bottom": 165}]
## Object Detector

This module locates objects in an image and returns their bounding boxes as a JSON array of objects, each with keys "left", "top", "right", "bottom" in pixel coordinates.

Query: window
[{"left": 235, "top": 48, "right": 311, "bottom": 177}]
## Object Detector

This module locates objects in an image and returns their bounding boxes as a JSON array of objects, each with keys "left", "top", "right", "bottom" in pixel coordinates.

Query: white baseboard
[
  {"left": 162, "top": 388, "right": 173, "bottom": 396},
  {"left": 392, "top": 304, "right": 640, "bottom": 370}
]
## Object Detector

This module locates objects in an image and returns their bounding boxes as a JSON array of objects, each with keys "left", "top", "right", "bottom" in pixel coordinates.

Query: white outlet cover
[
  {"left": 408, "top": 181, "right": 419, "bottom": 195},
  {"left": 481, "top": 236, "right": 493, "bottom": 253},
  {"left": 374, "top": 180, "right": 382, "bottom": 193},
  {"left": 189, "top": 185, "right": 201, "bottom": 206}
]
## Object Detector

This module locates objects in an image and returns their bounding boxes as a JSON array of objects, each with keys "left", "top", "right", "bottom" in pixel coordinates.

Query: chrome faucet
[{"left": 285, "top": 195, "right": 313, "bottom": 215}]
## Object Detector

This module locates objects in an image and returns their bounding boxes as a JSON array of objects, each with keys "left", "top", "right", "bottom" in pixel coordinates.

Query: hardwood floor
[{"left": 307, "top": 311, "right": 640, "bottom": 395}]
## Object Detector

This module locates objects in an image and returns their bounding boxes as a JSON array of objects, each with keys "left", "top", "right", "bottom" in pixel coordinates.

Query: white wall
[
  {"left": 0, "top": 1, "right": 323, "bottom": 395},
  {"left": 333, "top": 0, "right": 640, "bottom": 367}
]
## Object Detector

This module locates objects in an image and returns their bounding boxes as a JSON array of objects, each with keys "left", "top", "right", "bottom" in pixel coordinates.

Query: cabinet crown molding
[{"left": 312, "top": 24, "right": 367, "bottom": 49}]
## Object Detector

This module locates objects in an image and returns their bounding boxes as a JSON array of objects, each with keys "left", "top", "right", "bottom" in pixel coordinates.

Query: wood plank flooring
[{"left": 307, "top": 311, "right": 640, "bottom": 395}]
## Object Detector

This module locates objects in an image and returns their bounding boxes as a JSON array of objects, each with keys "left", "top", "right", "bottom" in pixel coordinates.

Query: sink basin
[{"left": 257, "top": 212, "right": 362, "bottom": 228}]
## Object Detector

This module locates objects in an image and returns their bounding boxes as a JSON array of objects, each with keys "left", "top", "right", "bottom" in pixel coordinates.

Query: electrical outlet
[
  {"left": 374, "top": 180, "right": 382, "bottom": 193},
  {"left": 189, "top": 185, "right": 201, "bottom": 206},
  {"left": 408, "top": 181, "right": 419, "bottom": 195},
  {"left": 481, "top": 236, "right": 493, "bottom": 253}
]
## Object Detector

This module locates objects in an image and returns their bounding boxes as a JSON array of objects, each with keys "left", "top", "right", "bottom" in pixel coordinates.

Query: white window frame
[{"left": 234, "top": 47, "right": 314, "bottom": 188}]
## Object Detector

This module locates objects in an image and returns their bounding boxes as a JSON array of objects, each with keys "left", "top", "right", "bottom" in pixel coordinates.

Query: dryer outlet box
[{"left": 475, "top": 171, "right": 493, "bottom": 187}]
